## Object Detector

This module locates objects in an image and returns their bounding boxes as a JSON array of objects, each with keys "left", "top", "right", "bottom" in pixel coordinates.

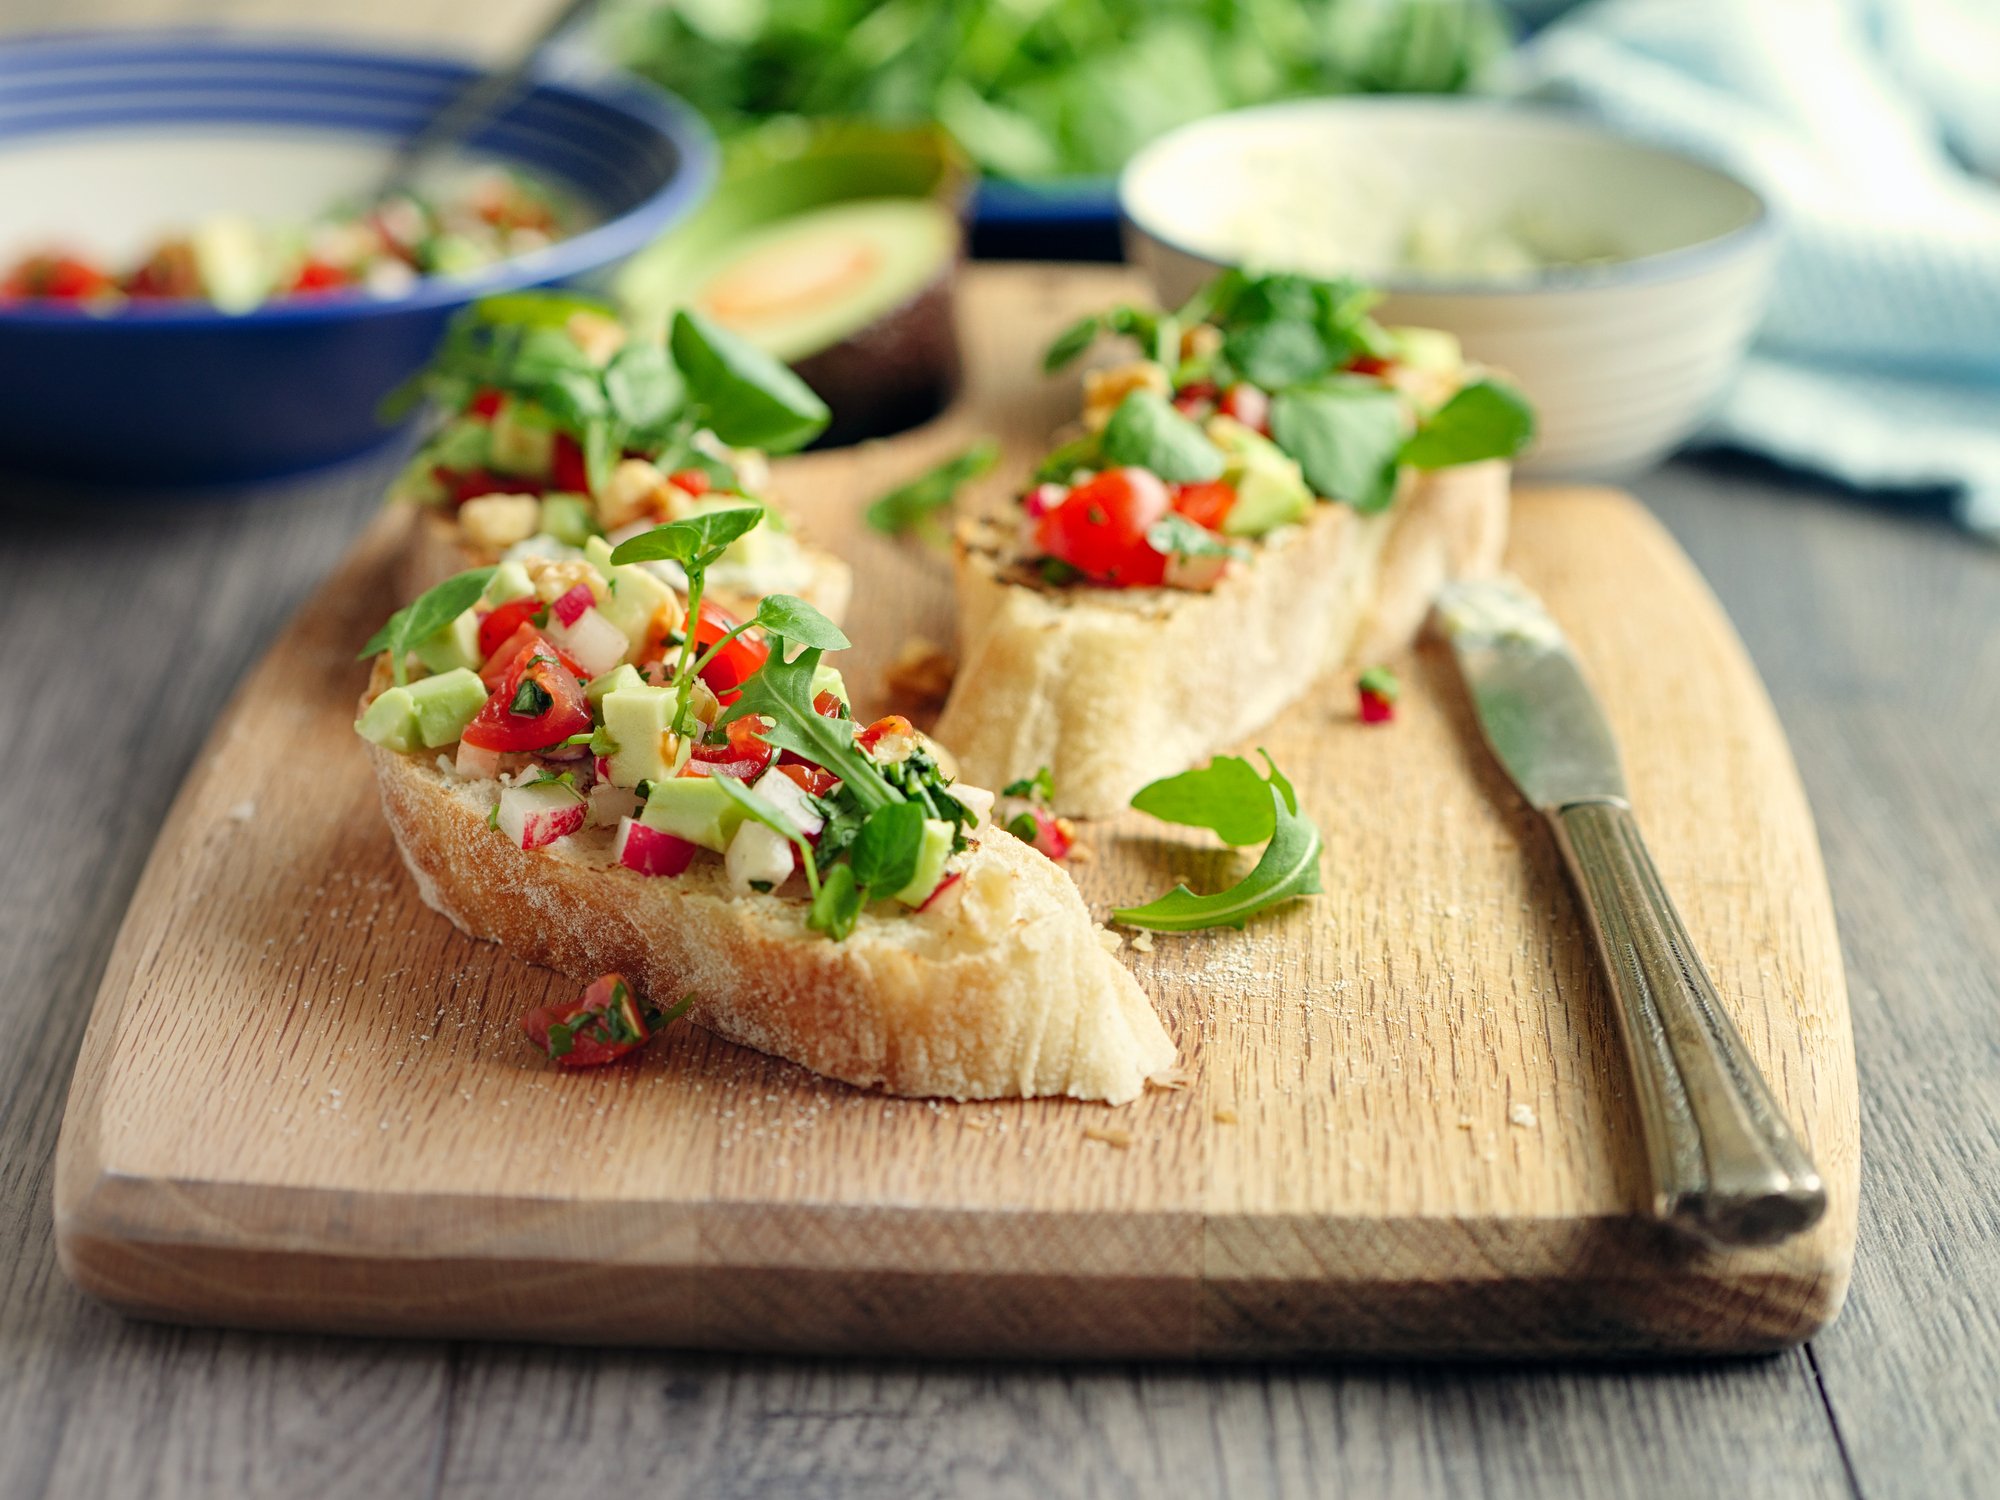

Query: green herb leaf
[
  {"left": 1357, "top": 665, "right": 1401, "bottom": 701},
  {"left": 1129, "top": 753, "right": 1283, "bottom": 847},
  {"left": 472, "top": 289, "right": 615, "bottom": 329},
  {"left": 610, "top": 506, "right": 764, "bottom": 565},
  {"left": 1145, "top": 513, "right": 1234, "bottom": 559},
  {"left": 356, "top": 567, "right": 497, "bottom": 686},
  {"left": 753, "top": 594, "right": 850, "bottom": 651},
  {"left": 1114, "top": 753, "right": 1323, "bottom": 932},
  {"left": 718, "top": 645, "right": 899, "bottom": 813},
  {"left": 1099, "top": 389, "right": 1225, "bottom": 482},
  {"left": 1269, "top": 383, "right": 1406, "bottom": 514},
  {"left": 1399, "top": 378, "right": 1536, "bottom": 469},
  {"left": 864, "top": 439, "right": 1000, "bottom": 539},
  {"left": 671, "top": 309, "right": 829, "bottom": 454},
  {"left": 1222, "top": 320, "right": 1329, "bottom": 389},
  {"left": 807, "top": 861, "right": 863, "bottom": 941},
  {"left": 1033, "top": 431, "right": 1103, "bottom": 485},
  {"left": 1044, "top": 312, "right": 1106, "bottom": 372},
  {"left": 847, "top": 801, "right": 926, "bottom": 893},
  {"left": 1002, "top": 766, "right": 1055, "bottom": 802},
  {"left": 604, "top": 342, "right": 684, "bottom": 436}
]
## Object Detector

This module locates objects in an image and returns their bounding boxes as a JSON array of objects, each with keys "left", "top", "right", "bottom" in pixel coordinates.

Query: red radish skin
[
  {"left": 613, "top": 817, "right": 698, "bottom": 876},
  {"left": 551, "top": 584, "right": 594, "bottom": 627},
  {"left": 497, "top": 782, "right": 586, "bottom": 850}
]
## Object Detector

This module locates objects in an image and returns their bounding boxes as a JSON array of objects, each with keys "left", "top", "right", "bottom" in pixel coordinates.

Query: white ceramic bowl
[{"left": 1121, "top": 99, "right": 1775, "bottom": 477}]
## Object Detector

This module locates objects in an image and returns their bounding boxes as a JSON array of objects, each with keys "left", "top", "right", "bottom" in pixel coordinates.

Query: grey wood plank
[
  {"left": 1636, "top": 466, "right": 2000, "bottom": 1500},
  {"left": 0, "top": 468, "right": 454, "bottom": 1500}
]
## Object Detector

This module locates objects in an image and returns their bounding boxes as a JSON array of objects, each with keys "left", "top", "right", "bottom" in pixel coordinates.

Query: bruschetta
[
  {"left": 354, "top": 509, "right": 1175, "bottom": 1104},
  {"left": 388, "top": 290, "right": 852, "bottom": 624},
  {"left": 933, "top": 270, "right": 1532, "bottom": 816}
]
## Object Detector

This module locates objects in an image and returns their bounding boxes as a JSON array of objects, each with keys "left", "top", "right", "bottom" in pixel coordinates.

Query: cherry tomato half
[
  {"left": 462, "top": 637, "right": 591, "bottom": 752},
  {"left": 692, "top": 599, "right": 769, "bottom": 705},
  {"left": 1035, "top": 467, "right": 1170, "bottom": 587},
  {"left": 775, "top": 763, "right": 839, "bottom": 799},
  {"left": 477, "top": 597, "right": 544, "bottom": 663},
  {"left": 478, "top": 624, "right": 585, "bottom": 691}
]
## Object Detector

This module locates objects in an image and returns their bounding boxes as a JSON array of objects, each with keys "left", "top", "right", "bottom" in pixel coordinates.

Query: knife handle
[{"left": 1550, "top": 799, "right": 1826, "bottom": 1248}]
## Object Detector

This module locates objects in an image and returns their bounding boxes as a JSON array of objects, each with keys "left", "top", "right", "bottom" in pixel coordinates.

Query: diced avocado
[
  {"left": 585, "top": 663, "right": 644, "bottom": 704},
  {"left": 891, "top": 818, "right": 954, "bottom": 908},
  {"left": 480, "top": 560, "right": 536, "bottom": 608},
  {"left": 490, "top": 401, "right": 555, "bottom": 476},
  {"left": 602, "top": 684, "right": 683, "bottom": 788},
  {"left": 810, "top": 662, "right": 850, "bottom": 710},
  {"left": 1208, "top": 415, "right": 1313, "bottom": 536},
  {"left": 1387, "top": 325, "right": 1463, "bottom": 374},
  {"left": 425, "top": 233, "right": 487, "bottom": 278},
  {"left": 641, "top": 776, "right": 747, "bottom": 854},
  {"left": 191, "top": 215, "right": 270, "bottom": 314},
  {"left": 540, "top": 492, "right": 600, "bottom": 547},
  {"left": 406, "top": 669, "right": 489, "bottom": 748},
  {"left": 585, "top": 534, "right": 679, "bottom": 657},
  {"left": 355, "top": 687, "right": 422, "bottom": 753},
  {"left": 429, "top": 417, "right": 492, "bottom": 473},
  {"left": 387, "top": 455, "right": 447, "bottom": 507},
  {"left": 412, "top": 607, "right": 482, "bottom": 676}
]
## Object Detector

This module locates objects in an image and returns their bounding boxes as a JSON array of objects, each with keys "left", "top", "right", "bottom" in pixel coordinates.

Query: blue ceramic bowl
[{"left": 0, "top": 32, "right": 715, "bottom": 484}]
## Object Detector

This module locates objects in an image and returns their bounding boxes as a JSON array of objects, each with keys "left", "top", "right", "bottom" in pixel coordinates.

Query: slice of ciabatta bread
[
  {"left": 367, "top": 737, "right": 1177, "bottom": 1104},
  {"left": 935, "top": 460, "right": 1509, "bottom": 817},
  {"left": 397, "top": 508, "right": 856, "bottom": 626}
]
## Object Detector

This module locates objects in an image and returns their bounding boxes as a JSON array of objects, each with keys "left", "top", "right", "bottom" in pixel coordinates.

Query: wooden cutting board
[{"left": 54, "top": 266, "right": 1858, "bottom": 1358}]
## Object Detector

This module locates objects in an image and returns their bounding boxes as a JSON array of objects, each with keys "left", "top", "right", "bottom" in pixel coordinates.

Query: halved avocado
[{"left": 619, "top": 123, "right": 969, "bottom": 447}]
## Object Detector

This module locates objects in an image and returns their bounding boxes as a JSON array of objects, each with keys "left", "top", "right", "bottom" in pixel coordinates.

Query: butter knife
[{"left": 1437, "top": 577, "right": 1826, "bottom": 1248}]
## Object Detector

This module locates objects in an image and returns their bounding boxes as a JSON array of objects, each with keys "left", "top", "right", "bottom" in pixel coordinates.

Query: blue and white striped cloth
[{"left": 1516, "top": 0, "right": 2000, "bottom": 537}]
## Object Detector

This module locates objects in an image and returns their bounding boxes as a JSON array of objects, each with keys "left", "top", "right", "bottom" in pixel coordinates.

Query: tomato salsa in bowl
[{"left": 0, "top": 32, "right": 715, "bottom": 484}]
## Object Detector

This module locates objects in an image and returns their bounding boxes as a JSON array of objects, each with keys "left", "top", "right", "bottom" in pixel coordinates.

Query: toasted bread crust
[
  {"left": 367, "top": 740, "right": 1177, "bottom": 1102},
  {"left": 934, "top": 462, "right": 1509, "bottom": 816},
  {"left": 397, "top": 508, "right": 856, "bottom": 625}
]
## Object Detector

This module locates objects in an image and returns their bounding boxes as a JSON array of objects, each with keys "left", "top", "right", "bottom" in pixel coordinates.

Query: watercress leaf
[
  {"left": 1113, "top": 782, "right": 1324, "bottom": 932},
  {"left": 1222, "top": 319, "right": 1329, "bottom": 389},
  {"left": 1399, "top": 378, "right": 1536, "bottom": 469},
  {"left": 865, "top": 439, "right": 1000, "bottom": 538},
  {"left": 604, "top": 341, "right": 684, "bottom": 434},
  {"left": 1099, "top": 389, "right": 1225, "bottom": 482},
  {"left": 753, "top": 593, "right": 850, "bottom": 651},
  {"left": 1002, "top": 766, "right": 1055, "bottom": 802},
  {"left": 671, "top": 309, "right": 829, "bottom": 453},
  {"left": 1269, "top": 382, "right": 1406, "bottom": 514},
  {"left": 1129, "top": 754, "right": 1277, "bottom": 847},
  {"left": 846, "top": 800, "right": 927, "bottom": 893},
  {"left": 1145, "top": 512, "right": 1235, "bottom": 560},
  {"left": 1043, "top": 312, "right": 1106, "bottom": 372},
  {"left": 719, "top": 645, "right": 899, "bottom": 812},
  {"left": 357, "top": 567, "right": 497, "bottom": 686},
  {"left": 609, "top": 505, "right": 764, "bottom": 565},
  {"left": 808, "top": 861, "right": 863, "bottom": 941}
]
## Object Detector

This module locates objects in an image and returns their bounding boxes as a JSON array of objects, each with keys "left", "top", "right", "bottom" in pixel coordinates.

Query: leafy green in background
[{"left": 609, "top": 0, "right": 1512, "bottom": 182}]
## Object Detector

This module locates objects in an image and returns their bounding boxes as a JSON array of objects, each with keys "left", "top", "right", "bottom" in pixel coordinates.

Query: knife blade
[{"left": 1436, "top": 575, "right": 1826, "bottom": 1248}]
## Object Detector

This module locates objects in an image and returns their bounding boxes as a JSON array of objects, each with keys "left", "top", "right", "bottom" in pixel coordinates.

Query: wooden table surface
[{"left": 4, "top": 337, "right": 1995, "bottom": 1496}]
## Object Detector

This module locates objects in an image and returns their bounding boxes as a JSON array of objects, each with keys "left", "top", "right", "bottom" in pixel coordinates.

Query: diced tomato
[
  {"left": 688, "top": 717, "right": 774, "bottom": 780},
  {"left": 462, "top": 637, "right": 591, "bottom": 752},
  {"left": 1035, "top": 467, "right": 1170, "bottom": 587},
  {"left": 551, "top": 431, "right": 590, "bottom": 492},
  {"left": 289, "top": 258, "right": 350, "bottom": 295},
  {"left": 522, "top": 974, "right": 653, "bottom": 1069},
  {"left": 4, "top": 252, "right": 115, "bottom": 301},
  {"left": 123, "top": 241, "right": 200, "bottom": 299},
  {"left": 1172, "top": 380, "right": 1218, "bottom": 418},
  {"left": 1171, "top": 479, "right": 1237, "bottom": 532},
  {"left": 1218, "top": 382, "right": 1271, "bottom": 433},
  {"left": 467, "top": 387, "right": 506, "bottom": 420},
  {"left": 812, "top": 690, "right": 846, "bottom": 719},
  {"left": 478, "top": 624, "right": 585, "bottom": 690},
  {"left": 775, "top": 763, "right": 839, "bottom": 798},
  {"left": 857, "top": 714, "right": 914, "bottom": 753},
  {"left": 477, "top": 597, "right": 544, "bottom": 663},
  {"left": 692, "top": 599, "right": 768, "bottom": 704},
  {"left": 436, "top": 465, "right": 525, "bottom": 507},
  {"left": 668, "top": 468, "right": 712, "bottom": 496},
  {"left": 1347, "top": 354, "right": 1393, "bottom": 378}
]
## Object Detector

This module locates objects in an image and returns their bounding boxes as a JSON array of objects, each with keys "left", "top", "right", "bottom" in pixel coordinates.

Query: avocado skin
[{"left": 791, "top": 266, "right": 962, "bottom": 448}]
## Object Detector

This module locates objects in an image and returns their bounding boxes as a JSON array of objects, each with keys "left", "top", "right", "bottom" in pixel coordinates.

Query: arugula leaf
[
  {"left": 671, "top": 309, "right": 828, "bottom": 454},
  {"left": 603, "top": 341, "right": 684, "bottom": 436},
  {"left": 610, "top": 506, "right": 764, "bottom": 565},
  {"left": 847, "top": 801, "right": 927, "bottom": 894},
  {"left": 719, "top": 644, "right": 899, "bottom": 812},
  {"left": 1114, "top": 752, "right": 1323, "bottom": 932},
  {"left": 1400, "top": 378, "right": 1536, "bottom": 469},
  {"left": 865, "top": 440, "right": 1000, "bottom": 538},
  {"left": 752, "top": 594, "right": 850, "bottom": 651},
  {"left": 356, "top": 567, "right": 496, "bottom": 686},
  {"left": 808, "top": 861, "right": 863, "bottom": 941},
  {"left": 1129, "top": 752, "right": 1285, "bottom": 847},
  {"left": 1269, "top": 382, "right": 1406, "bottom": 514},
  {"left": 1146, "top": 513, "right": 1234, "bottom": 559},
  {"left": 1099, "top": 390, "right": 1225, "bottom": 482}
]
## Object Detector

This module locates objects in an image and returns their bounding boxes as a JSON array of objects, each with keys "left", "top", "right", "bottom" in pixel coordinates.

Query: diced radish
[
  {"left": 551, "top": 583, "right": 594, "bottom": 627},
  {"left": 545, "top": 605, "right": 629, "bottom": 677},
  {"left": 497, "top": 781, "right": 586, "bottom": 850},
  {"left": 944, "top": 782, "right": 994, "bottom": 829},
  {"left": 1022, "top": 482, "right": 1066, "bottom": 518},
  {"left": 725, "top": 819, "right": 795, "bottom": 892},
  {"left": 588, "top": 780, "right": 639, "bottom": 828},
  {"left": 456, "top": 739, "right": 504, "bottom": 779},
  {"left": 593, "top": 754, "right": 613, "bottom": 783},
  {"left": 751, "top": 767, "right": 825, "bottom": 837},
  {"left": 614, "top": 816, "right": 698, "bottom": 876},
  {"left": 918, "top": 871, "right": 963, "bottom": 912}
]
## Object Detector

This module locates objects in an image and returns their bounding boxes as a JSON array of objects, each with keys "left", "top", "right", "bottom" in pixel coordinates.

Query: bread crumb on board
[
  {"left": 1509, "top": 1103, "right": 1539, "bottom": 1129},
  {"left": 1213, "top": 1107, "right": 1239, "bottom": 1125},
  {"left": 1084, "top": 1125, "right": 1134, "bottom": 1149},
  {"left": 1127, "top": 928, "right": 1152, "bottom": 951},
  {"left": 883, "top": 637, "right": 956, "bottom": 704}
]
